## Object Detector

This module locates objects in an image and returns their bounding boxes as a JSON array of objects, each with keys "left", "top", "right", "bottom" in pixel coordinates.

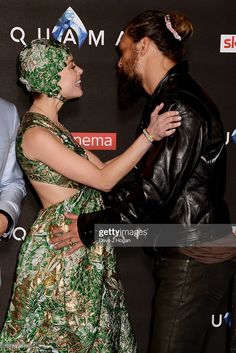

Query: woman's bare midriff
[{"left": 30, "top": 179, "right": 79, "bottom": 209}]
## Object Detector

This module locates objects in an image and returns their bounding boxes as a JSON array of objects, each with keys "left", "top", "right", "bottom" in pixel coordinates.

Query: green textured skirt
[{"left": 0, "top": 191, "right": 137, "bottom": 353}]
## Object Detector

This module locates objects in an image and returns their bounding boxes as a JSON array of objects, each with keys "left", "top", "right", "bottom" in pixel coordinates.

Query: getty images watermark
[
  {"left": 95, "top": 224, "right": 236, "bottom": 247},
  {"left": 97, "top": 226, "right": 149, "bottom": 245}
]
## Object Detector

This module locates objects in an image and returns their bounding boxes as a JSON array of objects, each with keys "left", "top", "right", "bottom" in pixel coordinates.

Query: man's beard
[{"left": 117, "top": 54, "right": 145, "bottom": 109}]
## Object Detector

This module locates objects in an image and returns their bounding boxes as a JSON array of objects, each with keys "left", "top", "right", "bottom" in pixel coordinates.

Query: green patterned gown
[{"left": 0, "top": 112, "right": 137, "bottom": 353}]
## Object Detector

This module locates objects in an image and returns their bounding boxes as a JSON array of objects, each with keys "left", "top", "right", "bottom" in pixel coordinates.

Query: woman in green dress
[{"left": 0, "top": 39, "right": 181, "bottom": 353}]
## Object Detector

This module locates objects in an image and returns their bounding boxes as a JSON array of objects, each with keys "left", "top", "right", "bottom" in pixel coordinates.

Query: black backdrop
[{"left": 0, "top": 1, "right": 236, "bottom": 352}]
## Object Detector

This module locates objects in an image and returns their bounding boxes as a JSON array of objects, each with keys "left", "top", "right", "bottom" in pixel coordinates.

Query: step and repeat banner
[{"left": 0, "top": 1, "right": 236, "bottom": 352}]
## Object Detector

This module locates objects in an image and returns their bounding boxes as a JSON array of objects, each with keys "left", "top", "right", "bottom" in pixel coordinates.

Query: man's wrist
[{"left": 77, "top": 215, "right": 95, "bottom": 247}]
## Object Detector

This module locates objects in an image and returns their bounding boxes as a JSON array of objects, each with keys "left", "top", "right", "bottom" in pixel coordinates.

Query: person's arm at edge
[{"left": 0, "top": 104, "right": 26, "bottom": 239}]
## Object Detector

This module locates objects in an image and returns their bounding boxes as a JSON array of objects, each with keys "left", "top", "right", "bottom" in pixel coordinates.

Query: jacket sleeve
[
  {"left": 78, "top": 103, "right": 205, "bottom": 247},
  {"left": 0, "top": 105, "right": 26, "bottom": 239}
]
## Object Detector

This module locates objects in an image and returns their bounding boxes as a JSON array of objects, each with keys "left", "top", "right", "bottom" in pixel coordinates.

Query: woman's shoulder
[
  {"left": 19, "top": 111, "right": 61, "bottom": 135},
  {"left": 22, "top": 111, "right": 51, "bottom": 126}
]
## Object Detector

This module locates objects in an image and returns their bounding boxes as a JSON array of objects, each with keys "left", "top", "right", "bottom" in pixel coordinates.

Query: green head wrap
[{"left": 19, "top": 38, "right": 72, "bottom": 100}]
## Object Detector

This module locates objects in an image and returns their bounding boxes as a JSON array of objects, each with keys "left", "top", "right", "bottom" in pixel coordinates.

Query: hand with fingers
[
  {"left": 50, "top": 213, "right": 83, "bottom": 255},
  {"left": 145, "top": 102, "right": 181, "bottom": 142}
]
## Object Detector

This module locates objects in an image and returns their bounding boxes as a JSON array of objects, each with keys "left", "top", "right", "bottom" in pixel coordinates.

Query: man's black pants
[{"left": 149, "top": 257, "right": 234, "bottom": 353}]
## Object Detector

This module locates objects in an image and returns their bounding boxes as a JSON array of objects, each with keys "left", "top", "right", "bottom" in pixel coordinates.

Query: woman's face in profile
[{"left": 58, "top": 56, "right": 83, "bottom": 100}]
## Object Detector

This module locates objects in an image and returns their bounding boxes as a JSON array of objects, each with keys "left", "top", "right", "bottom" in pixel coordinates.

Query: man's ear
[{"left": 137, "top": 37, "right": 151, "bottom": 56}]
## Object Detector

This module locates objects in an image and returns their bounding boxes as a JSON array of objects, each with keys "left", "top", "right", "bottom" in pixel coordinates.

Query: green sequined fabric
[
  {"left": 19, "top": 39, "right": 71, "bottom": 98},
  {"left": 0, "top": 113, "right": 137, "bottom": 353}
]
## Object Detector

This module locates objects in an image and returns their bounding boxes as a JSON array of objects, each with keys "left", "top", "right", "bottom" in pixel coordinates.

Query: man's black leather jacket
[{"left": 78, "top": 61, "right": 230, "bottom": 247}]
